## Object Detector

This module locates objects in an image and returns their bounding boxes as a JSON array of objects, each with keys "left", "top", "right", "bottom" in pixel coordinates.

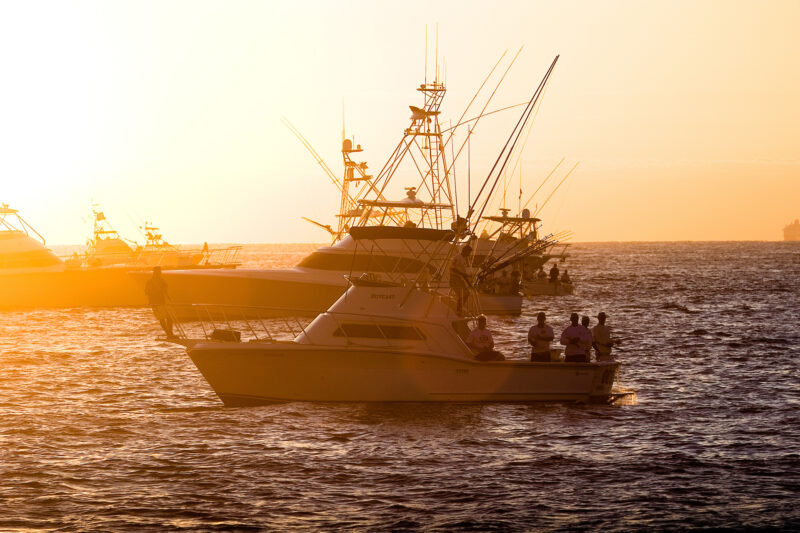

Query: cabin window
[
  {"left": 333, "top": 323, "right": 425, "bottom": 340},
  {"left": 379, "top": 325, "right": 425, "bottom": 340},
  {"left": 333, "top": 324, "right": 384, "bottom": 339}
]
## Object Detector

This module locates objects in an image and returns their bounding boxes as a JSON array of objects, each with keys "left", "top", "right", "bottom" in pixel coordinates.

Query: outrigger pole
[
  {"left": 533, "top": 161, "right": 580, "bottom": 218},
  {"left": 444, "top": 48, "right": 523, "bottom": 203},
  {"left": 467, "top": 55, "right": 559, "bottom": 232}
]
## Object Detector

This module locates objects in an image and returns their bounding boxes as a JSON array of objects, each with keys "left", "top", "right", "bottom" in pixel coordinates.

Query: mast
[
  {"left": 365, "top": 72, "right": 455, "bottom": 230},
  {"left": 338, "top": 136, "right": 373, "bottom": 239}
]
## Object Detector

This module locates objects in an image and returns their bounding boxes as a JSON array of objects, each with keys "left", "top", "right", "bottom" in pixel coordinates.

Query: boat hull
[
  {"left": 521, "top": 279, "right": 575, "bottom": 296},
  {"left": 0, "top": 264, "right": 240, "bottom": 309},
  {"left": 187, "top": 343, "right": 619, "bottom": 404},
  {"left": 144, "top": 269, "right": 522, "bottom": 318},
  {"left": 476, "top": 293, "right": 523, "bottom": 315}
]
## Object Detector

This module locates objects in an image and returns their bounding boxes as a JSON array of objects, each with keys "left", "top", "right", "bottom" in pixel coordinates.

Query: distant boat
[
  {"left": 0, "top": 204, "right": 240, "bottom": 308},
  {"left": 783, "top": 219, "right": 800, "bottom": 241},
  {"left": 84, "top": 208, "right": 241, "bottom": 269}
]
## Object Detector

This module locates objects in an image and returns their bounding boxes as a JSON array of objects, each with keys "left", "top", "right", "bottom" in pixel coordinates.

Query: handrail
[
  {"left": 165, "top": 303, "right": 312, "bottom": 344},
  {"left": 163, "top": 301, "right": 467, "bottom": 356}
]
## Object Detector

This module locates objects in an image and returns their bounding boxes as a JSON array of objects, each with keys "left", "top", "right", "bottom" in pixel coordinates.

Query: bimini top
[
  {"left": 0, "top": 204, "right": 64, "bottom": 272},
  {"left": 348, "top": 226, "right": 455, "bottom": 242}
]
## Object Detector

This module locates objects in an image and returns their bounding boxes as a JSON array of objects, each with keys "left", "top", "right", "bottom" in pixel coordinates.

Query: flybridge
[{"left": 0, "top": 204, "right": 47, "bottom": 244}]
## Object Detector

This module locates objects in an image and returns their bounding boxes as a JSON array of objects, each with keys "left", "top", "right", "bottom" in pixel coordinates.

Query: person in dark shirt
[
  {"left": 548, "top": 263, "right": 560, "bottom": 282},
  {"left": 548, "top": 263, "right": 561, "bottom": 294},
  {"left": 145, "top": 266, "right": 174, "bottom": 337},
  {"left": 450, "top": 245, "right": 472, "bottom": 314}
]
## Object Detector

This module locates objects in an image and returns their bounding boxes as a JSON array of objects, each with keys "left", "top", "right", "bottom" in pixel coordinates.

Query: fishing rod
[
  {"left": 481, "top": 77, "right": 554, "bottom": 225},
  {"left": 444, "top": 47, "right": 524, "bottom": 205},
  {"left": 467, "top": 56, "right": 557, "bottom": 227},
  {"left": 475, "top": 230, "right": 572, "bottom": 284},
  {"left": 479, "top": 226, "right": 572, "bottom": 276},
  {"left": 521, "top": 158, "right": 564, "bottom": 211},
  {"left": 425, "top": 49, "right": 524, "bottom": 219},
  {"left": 468, "top": 55, "right": 559, "bottom": 231},
  {"left": 476, "top": 155, "right": 563, "bottom": 239},
  {"left": 440, "top": 51, "right": 507, "bottom": 148},
  {"left": 440, "top": 101, "right": 530, "bottom": 133}
]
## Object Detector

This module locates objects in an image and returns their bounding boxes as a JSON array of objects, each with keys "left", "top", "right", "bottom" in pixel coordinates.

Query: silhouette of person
[{"left": 145, "top": 266, "right": 174, "bottom": 337}]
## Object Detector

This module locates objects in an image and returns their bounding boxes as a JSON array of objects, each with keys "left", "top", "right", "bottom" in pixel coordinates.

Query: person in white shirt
[
  {"left": 592, "top": 312, "right": 618, "bottom": 361},
  {"left": 528, "top": 312, "right": 554, "bottom": 362},
  {"left": 560, "top": 313, "right": 592, "bottom": 363},
  {"left": 450, "top": 245, "right": 472, "bottom": 314},
  {"left": 466, "top": 315, "right": 504, "bottom": 361}
]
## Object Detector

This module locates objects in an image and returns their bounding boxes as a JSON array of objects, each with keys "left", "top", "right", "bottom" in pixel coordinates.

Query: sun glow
[{"left": 1, "top": 0, "right": 798, "bottom": 244}]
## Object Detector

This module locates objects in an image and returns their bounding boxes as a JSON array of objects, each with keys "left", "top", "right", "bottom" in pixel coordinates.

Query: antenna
[
  {"left": 467, "top": 125, "right": 471, "bottom": 206},
  {"left": 424, "top": 25, "right": 427, "bottom": 84},
  {"left": 518, "top": 160, "right": 522, "bottom": 215},
  {"left": 435, "top": 23, "right": 439, "bottom": 83},
  {"left": 341, "top": 98, "right": 346, "bottom": 143}
]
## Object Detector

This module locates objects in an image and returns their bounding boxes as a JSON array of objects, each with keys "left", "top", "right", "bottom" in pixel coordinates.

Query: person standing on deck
[
  {"left": 592, "top": 312, "right": 619, "bottom": 361},
  {"left": 549, "top": 263, "right": 561, "bottom": 295},
  {"left": 450, "top": 245, "right": 472, "bottom": 314},
  {"left": 145, "top": 266, "right": 174, "bottom": 338},
  {"left": 561, "top": 313, "right": 591, "bottom": 362},
  {"left": 528, "top": 312, "right": 554, "bottom": 362},
  {"left": 581, "top": 315, "right": 594, "bottom": 361}
]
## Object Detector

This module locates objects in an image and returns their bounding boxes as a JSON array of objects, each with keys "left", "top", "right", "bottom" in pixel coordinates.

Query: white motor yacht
[
  {"left": 169, "top": 273, "right": 618, "bottom": 405},
  {"left": 0, "top": 205, "right": 65, "bottom": 274},
  {"left": 152, "top": 222, "right": 524, "bottom": 318},
  {"left": 85, "top": 208, "right": 241, "bottom": 269}
]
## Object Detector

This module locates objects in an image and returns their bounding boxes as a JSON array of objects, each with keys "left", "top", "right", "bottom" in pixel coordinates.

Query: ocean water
[{"left": 1, "top": 242, "right": 798, "bottom": 531}]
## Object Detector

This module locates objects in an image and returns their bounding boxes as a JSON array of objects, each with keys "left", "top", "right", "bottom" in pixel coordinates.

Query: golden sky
[{"left": 1, "top": 0, "right": 798, "bottom": 244}]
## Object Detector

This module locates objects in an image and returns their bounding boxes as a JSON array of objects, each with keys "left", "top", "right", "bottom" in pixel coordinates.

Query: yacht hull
[
  {"left": 0, "top": 265, "right": 239, "bottom": 309},
  {"left": 476, "top": 294, "right": 523, "bottom": 315},
  {"left": 144, "top": 269, "right": 522, "bottom": 319},
  {"left": 186, "top": 343, "right": 619, "bottom": 404},
  {"left": 521, "top": 279, "right": 575, "bottom": 296}
]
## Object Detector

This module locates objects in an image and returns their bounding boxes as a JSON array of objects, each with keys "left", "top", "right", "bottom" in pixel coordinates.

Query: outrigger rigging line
[{"left": 467, "top": 55, "right": 560, "bottom": 232}]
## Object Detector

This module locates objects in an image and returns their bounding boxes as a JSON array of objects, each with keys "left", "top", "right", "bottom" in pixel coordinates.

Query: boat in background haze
[
  {"left": 0, "top": 204, "right": 240, "bottom": 308},
  {"left": 83, "top": 208, "right": 241, "bottom": 269},
  {"left": 784, "top": 219, "right": 800, "bottom": 241}
]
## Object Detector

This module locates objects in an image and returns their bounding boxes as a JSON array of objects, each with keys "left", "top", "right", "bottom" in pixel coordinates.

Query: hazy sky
[{"left": 1, "top": 0, "right": 798, "bottom": 244}]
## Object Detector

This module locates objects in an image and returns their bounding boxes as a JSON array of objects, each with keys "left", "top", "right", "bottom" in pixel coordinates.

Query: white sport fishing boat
[
  {"left": 0, "top": 204, "right": 64, "bottom": 274},
  {"left": 84, "top": 208, "right": 241, "bottom": 269},
  {"left": 167, "top": 231, "right": 619, "bottom": 405}
]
